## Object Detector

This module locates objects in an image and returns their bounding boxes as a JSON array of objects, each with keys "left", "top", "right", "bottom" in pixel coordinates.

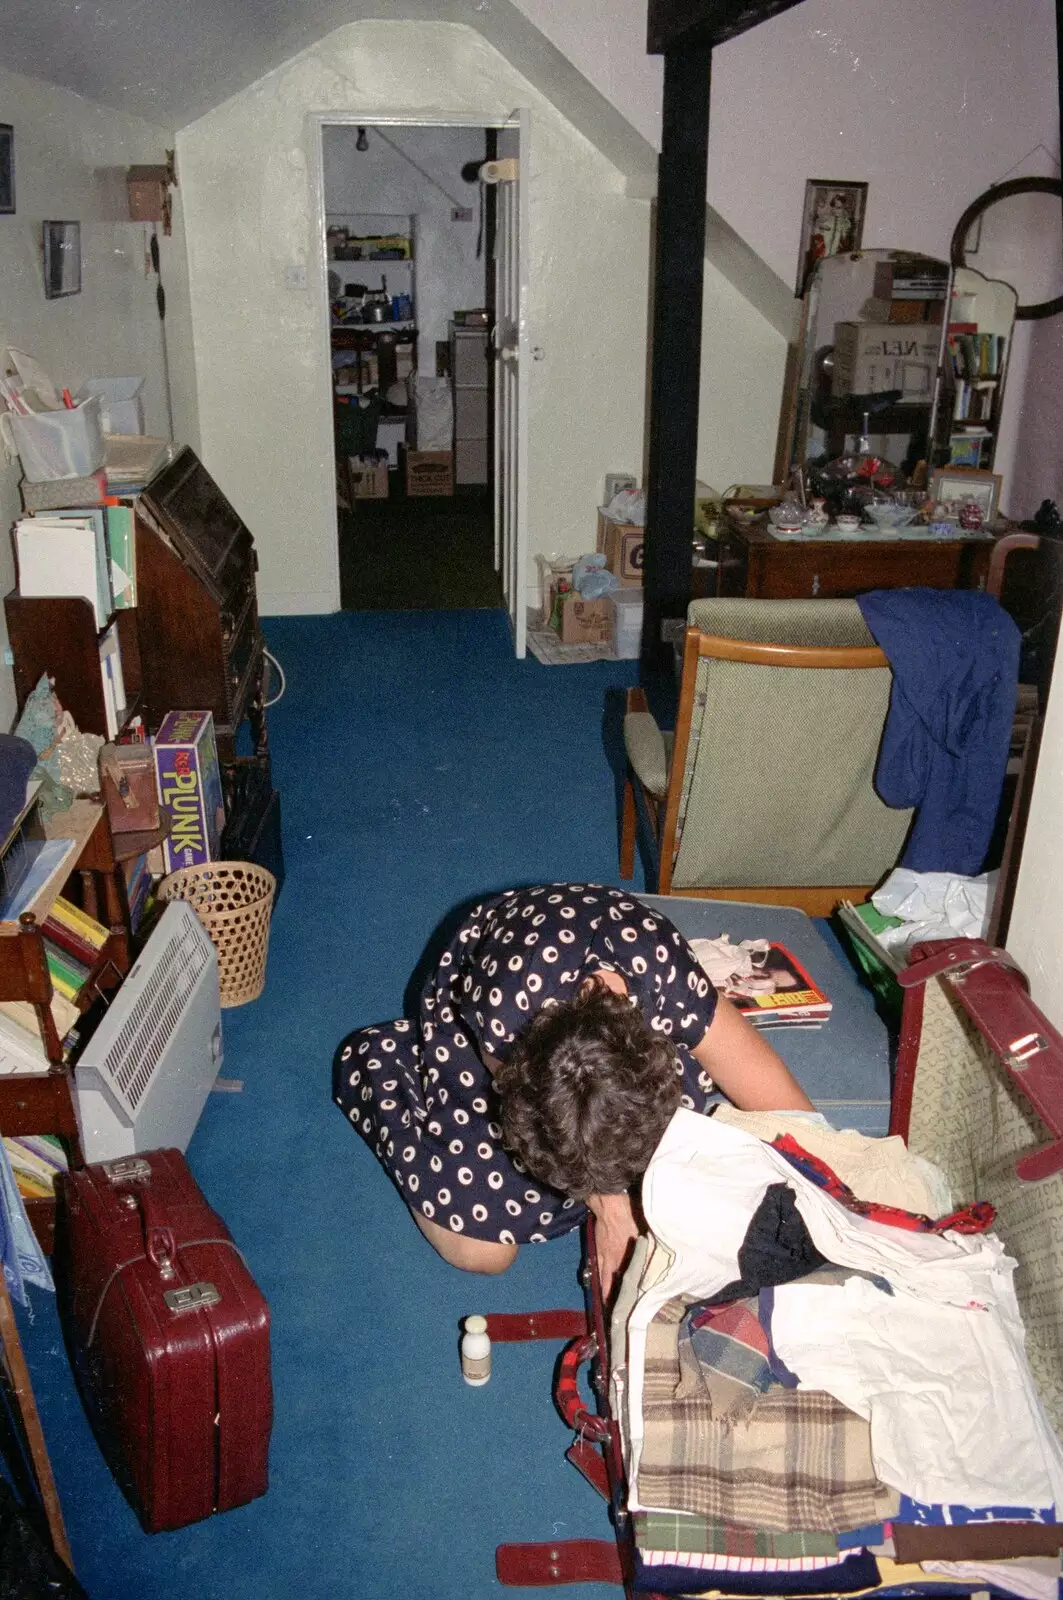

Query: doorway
[{"left": 320, "top": 121, "right": 500, "bottom": 612}]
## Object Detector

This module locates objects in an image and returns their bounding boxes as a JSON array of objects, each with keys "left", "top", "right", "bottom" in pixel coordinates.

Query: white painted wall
[
  {"left": 176, "top": 20, "right": 786, "bottom": 616},
  {"left": 0, "top": 63, "right": 192, "bottom": 731},
  {"left": 323, "top": 124, "right": 486, "bottom": 372}
]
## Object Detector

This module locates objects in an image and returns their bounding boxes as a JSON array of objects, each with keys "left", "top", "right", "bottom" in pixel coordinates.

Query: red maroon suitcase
[{"left": 56, "top": 1148, "right": 272, "bottom": 1534}]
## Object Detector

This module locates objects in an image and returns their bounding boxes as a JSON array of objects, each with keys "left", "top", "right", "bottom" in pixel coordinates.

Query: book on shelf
[
  {"left": 104, "top": 500, "right": 137, "bottom": 608},
  {"left": 3, "top": 1134, "right": 68, "bottom": 1199},
  {"left": 0, "top": 993, "right": 79, "bottom": 1057},
  {"left": 42, "top": 896, "right": 109, "bottom": 963},
  {"left": 0, "top": 836, "right": 80, "bottom": 924}
]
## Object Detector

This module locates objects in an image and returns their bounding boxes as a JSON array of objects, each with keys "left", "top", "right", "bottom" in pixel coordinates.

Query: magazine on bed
[{"left": 692, "top": 937, "right": 832, "bottom": 1028}]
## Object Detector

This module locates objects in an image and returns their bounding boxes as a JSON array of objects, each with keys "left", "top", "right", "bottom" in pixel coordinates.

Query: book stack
[
  {"left": 41, "top": 895, "right": 110, "bottom": 1004},
  {"left": 868, "top": 258, "right": 949, "bottom": 324},
  {"left": 2, "top": 1133, "right": 68, "bottom": 1200},
  {"left": 14, "top": 508, "right": 113, "bottom": 625}
]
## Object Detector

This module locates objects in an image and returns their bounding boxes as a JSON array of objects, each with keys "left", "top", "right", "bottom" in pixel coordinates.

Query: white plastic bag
[
  {"left": 604, "top": 487, "right": 646, "bottom": 525},
  {"left": 870, "top": 867, "right": 997, "bottom": 956}
]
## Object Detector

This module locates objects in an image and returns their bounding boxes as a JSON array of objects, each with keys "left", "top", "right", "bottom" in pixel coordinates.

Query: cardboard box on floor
[
  {"left": 405, "top": 448, "right": 454, "bottom": 497},
  {"left": 349, "top": 457, "right": 389, "bottom": 499},
  {"left": 596, "top": 509, "right": 644, "bottom": 586},
  {"left": 548, "top": 582, "right": 611, "bottom": 644}
]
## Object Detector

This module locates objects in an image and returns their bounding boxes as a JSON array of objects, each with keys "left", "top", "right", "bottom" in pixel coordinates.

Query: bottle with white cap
[{"left": 460, "top": 1314, "right": 491, "bottom": 1386}]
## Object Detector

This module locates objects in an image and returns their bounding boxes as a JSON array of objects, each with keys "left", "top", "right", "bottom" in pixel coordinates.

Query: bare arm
[
  {"left": 692, "top": 994, "right": 814, "bottom": 1111},
  {"left": 586, "top": 1191, "right": 639, "bottom": 1303}
]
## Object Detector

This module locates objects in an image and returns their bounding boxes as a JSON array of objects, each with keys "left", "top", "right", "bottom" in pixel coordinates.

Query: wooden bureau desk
[{"left": 705, "top": 519, "right": 995, "bottom": 600}]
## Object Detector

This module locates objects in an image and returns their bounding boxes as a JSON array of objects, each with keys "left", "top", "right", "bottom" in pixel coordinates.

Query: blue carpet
[
  {"left": 16, "top": 611, "right": 645, "bottom": 1600},
  {"left": 16, "top": 610, "right": 885, "bottom": 1599}
]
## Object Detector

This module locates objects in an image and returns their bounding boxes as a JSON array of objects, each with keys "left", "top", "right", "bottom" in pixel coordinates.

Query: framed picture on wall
[
  {"left": 42, "top": 221, "right": 81, "bottom": 298},
  {"left": 0, "top": 125, "right": 13, "bottom": 215},
  {"left": 929, "top": 466, "right": 1003, "bottom": 524},
  {"left": 795, "top": 179, "right": 868, "bottom": 297}
]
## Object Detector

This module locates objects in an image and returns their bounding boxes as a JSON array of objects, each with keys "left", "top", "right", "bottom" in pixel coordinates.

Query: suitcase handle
[
  {"left": 555, "top": 1335, "right": 611, "bottom": 1444},
  {"left": 116, "top": 1185, "right": 178, "bottom": 1279}
]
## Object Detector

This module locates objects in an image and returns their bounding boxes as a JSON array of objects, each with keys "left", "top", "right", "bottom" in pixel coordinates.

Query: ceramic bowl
[
  {"left": 834, "top": 516, "right": 861, "bottom": 533},
  {"left": 863, "top": 503, "right": 918, "bottom": 530}
]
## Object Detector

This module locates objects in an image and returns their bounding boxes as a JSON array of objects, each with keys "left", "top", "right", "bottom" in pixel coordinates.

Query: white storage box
[
  {"left": 1, "top": 395, "right": 105, "bottom": 481},
  {"left": 77, "top": 377, "right": 145, "bottom": 434},
  {"left": 832, "top": 323, "right": 940, "bottom": 401},
  {"left": 611, "top": 589, "right": 644, "bottom": 659}
]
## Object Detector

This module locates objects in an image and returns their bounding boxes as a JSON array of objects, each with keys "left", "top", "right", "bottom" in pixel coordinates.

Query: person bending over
[{"left": 333, "top": 884, "right": 812, "bottom": 1295}]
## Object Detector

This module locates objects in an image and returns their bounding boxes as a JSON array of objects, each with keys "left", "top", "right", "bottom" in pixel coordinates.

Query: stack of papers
[{"left": 14, "top": 510, "right": 112, "bottom": 625}]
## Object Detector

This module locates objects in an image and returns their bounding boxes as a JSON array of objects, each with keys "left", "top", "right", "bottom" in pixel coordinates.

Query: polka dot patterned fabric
[{"left": 332, "top": 884, "right": 718, "bottom": 1245}]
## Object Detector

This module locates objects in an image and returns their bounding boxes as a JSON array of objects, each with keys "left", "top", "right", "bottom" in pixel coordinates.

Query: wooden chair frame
[{"left": 621, "top": 623, "right": 892, "bottom": 917}]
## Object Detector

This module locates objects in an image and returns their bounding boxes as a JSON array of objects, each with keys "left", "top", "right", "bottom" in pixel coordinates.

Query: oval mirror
[{"left": 951, "top": 177, "right": 1063, "bottom": 321}]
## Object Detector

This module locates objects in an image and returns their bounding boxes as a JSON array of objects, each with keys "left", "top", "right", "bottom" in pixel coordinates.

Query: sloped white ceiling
[{"left": 0, "top": 0, "right": 796, "bottom": 333}]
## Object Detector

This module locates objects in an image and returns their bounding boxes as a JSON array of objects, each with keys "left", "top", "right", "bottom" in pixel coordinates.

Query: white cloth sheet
[
  {"left": 922, "top": 1558, "right": 1061, "bottom": 1600},
  {"left": 771, "top": 1275, "right": 1063, "bottom": 1509},
  {"left": 623, "top": 1110, "right": 1063, "bottom": 1513}
]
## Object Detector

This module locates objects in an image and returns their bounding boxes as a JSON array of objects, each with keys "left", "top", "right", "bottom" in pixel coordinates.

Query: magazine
[{"left": 691, "top": 936, "right": 831, "bottom": 1028}]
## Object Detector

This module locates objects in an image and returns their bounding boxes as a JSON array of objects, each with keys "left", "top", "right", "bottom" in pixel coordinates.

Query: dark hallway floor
[{"left": 337, "top": 474, "right": 503, "bottom": 610}]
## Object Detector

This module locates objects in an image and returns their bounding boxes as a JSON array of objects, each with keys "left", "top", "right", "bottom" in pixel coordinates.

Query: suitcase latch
[
  {"left": 102, "top": 1157, "right": 152, "bottom": 1183},
  {"left": 1006, "top": 1032, "right": 1049, "bottom": 1072},
  {"left": 164, "top": 1282, "right": 221, "bottom": 1314}
]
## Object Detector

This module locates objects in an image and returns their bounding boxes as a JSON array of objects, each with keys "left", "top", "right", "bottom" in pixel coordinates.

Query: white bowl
[{"left": 864, "top": 504, "right": 918, "bottom": 530}]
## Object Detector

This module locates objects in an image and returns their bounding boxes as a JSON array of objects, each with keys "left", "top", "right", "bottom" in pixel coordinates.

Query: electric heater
[{"left": 74, "top": 902, "right": 222, "bottom": 1163}]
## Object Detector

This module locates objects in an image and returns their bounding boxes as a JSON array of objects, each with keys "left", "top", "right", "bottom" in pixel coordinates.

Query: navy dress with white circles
[{"left": 332, "top": 884, "right": 718, "bottom": 1245}]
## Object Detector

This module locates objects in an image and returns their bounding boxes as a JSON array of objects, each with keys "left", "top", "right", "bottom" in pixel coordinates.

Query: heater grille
[{"left": 96, "top": 906, "right": 212, "bottom": 1115}]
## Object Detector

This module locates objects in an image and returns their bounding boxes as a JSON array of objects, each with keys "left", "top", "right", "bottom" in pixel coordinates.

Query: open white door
[{"left": 482, "top": 112, "right": 530, "bottom": 658}]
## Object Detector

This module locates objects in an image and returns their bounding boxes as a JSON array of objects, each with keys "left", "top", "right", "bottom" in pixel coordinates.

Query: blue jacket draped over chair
[{"left": 856, "top": 588, "right": 1021, "bottom": 876}]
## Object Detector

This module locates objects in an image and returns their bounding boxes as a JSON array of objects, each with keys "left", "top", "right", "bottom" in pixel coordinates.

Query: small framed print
[
  {"left": 42, "top": 220, "right": 81, "bottom": 298},
  {"left": 0, "top": 125, "right": 13, "bottom": 215},
  {"left": 929, "top": 466, "right": 1002, "bottom": 524},
  {"left": 796, "top": 179, "right": 868, "bottom": 297}
]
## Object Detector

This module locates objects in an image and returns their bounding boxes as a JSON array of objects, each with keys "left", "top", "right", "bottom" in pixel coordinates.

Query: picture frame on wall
[
  {"left": 0, "top": 125, "right": 13, "bottom": 215},
  {"left": 795, "top": 179, "right": 868, "bottom": 297},
  {"left": 42, "top": 221, "right": 81, "bottom": 298},
  {"left": 929, "top": 465, "right": 1003, "bottom": 524}
]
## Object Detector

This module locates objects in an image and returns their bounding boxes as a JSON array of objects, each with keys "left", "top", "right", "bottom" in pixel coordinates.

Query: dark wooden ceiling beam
[
  {"left": 642, "top": 46, "right": 712, "bottom": 659},
  {"left": 648, "top": 0, "right": 808, "bottom": 53}
]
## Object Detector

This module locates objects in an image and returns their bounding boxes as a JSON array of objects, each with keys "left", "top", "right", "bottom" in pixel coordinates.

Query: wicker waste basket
[{"left": 158, "top": 861, "right": 276, "bottom": 1008}]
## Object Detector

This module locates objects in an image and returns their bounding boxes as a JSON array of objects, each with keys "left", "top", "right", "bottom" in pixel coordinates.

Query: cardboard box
[
  {"left": 596, "top": 509, "right": 644, "bottom": 586},
  {"left": 153, "top": 711, "right": 225, "bottom": 873},
  {"left": 549, "top": 585, "right": 611, "bottom": 645},
  {"left": 832, "top": 322, "right": 940, "bottom": 401},
  {"left": 349, "top": 457, "right": 389, "bottom": 499},
  {"left": 405, "top": 449, "right": 454, "bottom": 497}
]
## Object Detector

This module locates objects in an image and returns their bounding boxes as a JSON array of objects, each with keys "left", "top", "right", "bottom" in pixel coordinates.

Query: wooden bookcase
[{"left": 0, "top": 800, "right": 136, "bottom": 1251}]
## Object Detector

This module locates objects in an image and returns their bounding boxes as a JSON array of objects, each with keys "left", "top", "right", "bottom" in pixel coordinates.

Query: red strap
[
  {"left": 898, "top": 939, "right": 1025, "bottom": 989},
  {"left": 485, "top": 1310, "right": 587, "bottom": 1342},
  {"left": 495, "top": 1538, "right": 623, "bottom": 1587},
  {"left": 902, "top": 941, "right": 1063, "bottom": 1182},
  {"left": 565, "top": 1439, "right": 611, "bottom": 1501}
]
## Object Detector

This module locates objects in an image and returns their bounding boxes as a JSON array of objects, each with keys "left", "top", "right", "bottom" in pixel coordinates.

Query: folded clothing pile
[{"left": 610, "top": 1108, "right": 1063, "bottom": 1598}]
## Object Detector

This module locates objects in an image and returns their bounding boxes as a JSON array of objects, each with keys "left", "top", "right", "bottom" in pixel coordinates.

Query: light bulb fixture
[{"left": 356, "top": 127, "right": 369, "bottom": 153}]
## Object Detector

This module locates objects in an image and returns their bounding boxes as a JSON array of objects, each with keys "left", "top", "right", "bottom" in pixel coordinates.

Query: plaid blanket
[
  {"left": 676, "top": 1298, "right": 776, "bottom": 1420},
  {"left": 632, "top": 1510, "right": 841, "bottom": 1558},
  {"left": 637, "top": 1299, "right": 898, "bottom": 1534}
]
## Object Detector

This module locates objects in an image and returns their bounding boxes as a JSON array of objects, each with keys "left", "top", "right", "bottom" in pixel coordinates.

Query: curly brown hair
[{"left": 492, "top": 983, "right": 682, "bottom": 1199}]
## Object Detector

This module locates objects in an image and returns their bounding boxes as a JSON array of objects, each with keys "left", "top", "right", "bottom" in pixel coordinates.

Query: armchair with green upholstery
[{"left": 620, "top": 598, "right": 913, "bottom": 915}]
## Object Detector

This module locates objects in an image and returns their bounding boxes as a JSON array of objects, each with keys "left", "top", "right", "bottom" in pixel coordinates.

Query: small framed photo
[
  {"left": 929, "top": 466, "right": 1002, "bottom": 524},
  {"left": 42, "top": 221, "right": 81, "bottom": 298},
  {"left": 796, "top": 179, "right": 868, "bottom": 297},
  {"left": 0, "top": 125, "right": 13, "bottom": 215}
]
